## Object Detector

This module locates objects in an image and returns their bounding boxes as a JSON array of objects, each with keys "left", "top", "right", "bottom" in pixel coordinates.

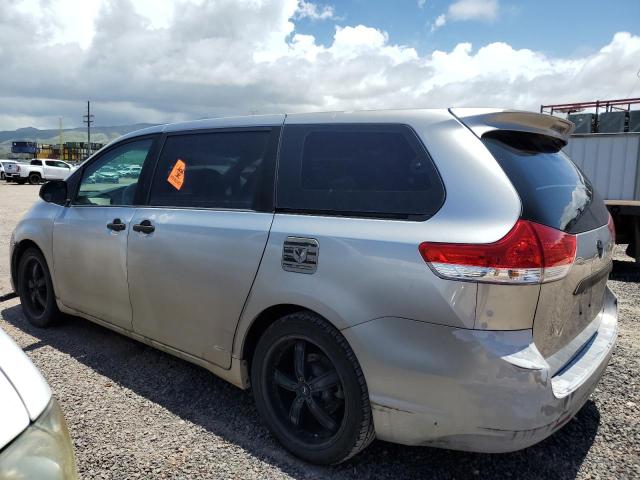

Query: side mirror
[{"left": 39, "top": 180, "right": 68, "bottom": 206}]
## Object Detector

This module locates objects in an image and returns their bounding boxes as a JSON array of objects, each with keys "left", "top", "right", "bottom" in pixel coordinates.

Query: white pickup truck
[
  {"left": 0, "top": 160, "right": 18, "bottom": 180},
  {"left": 4, "top": 159, "right": 75, "bottom": 185}
]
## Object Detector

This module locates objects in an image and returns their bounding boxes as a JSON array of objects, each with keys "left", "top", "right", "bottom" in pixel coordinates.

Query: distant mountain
[
  {"left": 0, "top": 123, "right": 157, "bottom": 156},
  {"left": 0, "top": 123, "right": 156, "bottom": 143}
]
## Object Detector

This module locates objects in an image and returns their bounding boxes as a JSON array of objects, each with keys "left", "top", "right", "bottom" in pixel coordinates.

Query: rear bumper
[{"left": 342, "top": 287, "right": 618, "bottom": 452}]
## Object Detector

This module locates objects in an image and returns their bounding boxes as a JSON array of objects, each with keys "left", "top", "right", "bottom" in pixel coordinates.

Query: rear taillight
[
  {"left": 419, "top": 220, "right": 576, "bottom": 284},
  {"left": 533, "top": 221, "right": 577, "bottom": 282},
  {"left": 607, "top": 214, "right": 616, "bottom": 244},
  {"left": 16, "top": 165, "right": 20, "bottom": 172}
]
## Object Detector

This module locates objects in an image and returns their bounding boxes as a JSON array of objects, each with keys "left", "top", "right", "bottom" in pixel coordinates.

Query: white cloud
[
  {"left": 431, "top": 14, "right": 447, "bottom": 31},
  {"left": 418, "top": 0, "right": 427, "bottom": 8},
  {"left": 432, "top": 0, "right": 498, "bottom": 32},
  {"left": 0, "top": 0, "right": 639, "bottom": 130},
  {"left": 448, "top": 0, "right": 499, "bottom": 22},
  {"left": 295, "top": 0, "right": 336, "bottom": 20}
]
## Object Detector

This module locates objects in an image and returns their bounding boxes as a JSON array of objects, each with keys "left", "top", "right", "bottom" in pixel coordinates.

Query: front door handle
[
  {"left": 132, "top": 219, "right": 155, "bottom": 234},
  {"left": 107, "top": 218, "right": 126, "bottom": 231}
]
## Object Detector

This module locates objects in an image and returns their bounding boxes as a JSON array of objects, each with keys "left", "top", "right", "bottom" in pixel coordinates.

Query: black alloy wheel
[
  {"left": 251, "top": 311, "right": 374, "bottom": 464},
  {"left": 25, "top": 258, "right": 47, "bottom": 315},
  {"left": 270, "top": 338, "right": 345, "bottom": 441},
  {"left": 18, "top": 248, "right": 60, "bottom": 327}
]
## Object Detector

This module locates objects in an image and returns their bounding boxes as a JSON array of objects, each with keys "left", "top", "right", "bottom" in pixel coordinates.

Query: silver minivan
[{"left": 10, "top": 109, "right": 618, "bottom": 464}]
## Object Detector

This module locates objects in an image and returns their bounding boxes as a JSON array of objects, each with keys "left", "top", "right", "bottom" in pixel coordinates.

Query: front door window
[{"left": 75, "top": 139, "right": 153, "bottom": 206}]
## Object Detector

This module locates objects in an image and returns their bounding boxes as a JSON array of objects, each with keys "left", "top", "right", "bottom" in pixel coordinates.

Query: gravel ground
[
  {"left": 0, "top": 182, "right": 39, "bottom": 295},
  {"left": 0, "top": 181, "right": 638, "bottom": 479}
]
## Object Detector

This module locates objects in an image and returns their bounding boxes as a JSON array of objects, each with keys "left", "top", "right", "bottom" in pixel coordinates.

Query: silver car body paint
[
  {"left": 10, "top": 201, "right": 58, "bottom": 293},
  {"left": 450, "top": 108, "right": 574, "bottom": 142},
  {"left": 53, "top": 206, "right": 136, "bottom": 330},
  {"left": 10, "top": 108, "right": 618, "bottom": 453},
  {"left": 127, "top": 208, "right": 274, "bottom": 368},
  {"left": 343, "top": 288, "right": 616, "bottom": 450}
]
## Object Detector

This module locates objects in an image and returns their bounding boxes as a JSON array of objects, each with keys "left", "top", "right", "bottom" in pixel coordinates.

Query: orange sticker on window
[{"left": 167, "top": 159, "right": 186, "bottom": 190}]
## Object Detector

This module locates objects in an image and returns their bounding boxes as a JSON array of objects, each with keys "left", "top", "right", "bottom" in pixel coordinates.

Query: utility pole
[
  {"left": 59, "top": 117, "right": 64, "bottom": 160},
  {"left": 82, "top": 101, "right": 94, "bottom": 159}
]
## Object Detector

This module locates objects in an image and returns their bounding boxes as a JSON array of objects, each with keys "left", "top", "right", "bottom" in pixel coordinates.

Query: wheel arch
[
  {"left": 11, "top": 239, "right": 45, "bottom": 291},
  {"left": 240, "top": 304, "right": 314, "bottom": 374}
]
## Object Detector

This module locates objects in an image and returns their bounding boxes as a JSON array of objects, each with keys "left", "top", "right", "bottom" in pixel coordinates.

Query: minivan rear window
[
  {"left": 276, "top": 124, "right": 445, "bottom": 219},
  {"left": 482, "top": 131, "right": 609, "bottom": 234}
]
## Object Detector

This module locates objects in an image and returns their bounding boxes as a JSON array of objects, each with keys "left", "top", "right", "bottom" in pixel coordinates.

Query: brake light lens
[
  {"left": 607, "top": 214, "right": 616, "bottom": 244},
  {"left": 419, "top": 220, "right": 576, "bottom": 284},
  {"left": 533, "top": 221, "right": 577, "bottom": 282}
]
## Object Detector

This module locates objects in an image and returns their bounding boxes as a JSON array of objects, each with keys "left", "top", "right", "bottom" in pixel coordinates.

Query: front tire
[
  {"left": 251, "top": 311, "right": 374, "bottom": 464},
  {"left": 18, "top": 248, "right": 60, "bottom": 327}
]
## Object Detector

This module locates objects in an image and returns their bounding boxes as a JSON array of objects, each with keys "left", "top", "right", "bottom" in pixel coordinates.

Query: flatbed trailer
[{"left": 605, "top": 200, "right": 640, "bottom": 262}]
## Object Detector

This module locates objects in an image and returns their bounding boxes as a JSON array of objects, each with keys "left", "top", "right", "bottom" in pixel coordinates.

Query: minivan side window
[
  {"left": 75, "top": 139, "right": 153, "bottom": 206},
  {"left": 148, "top": 130, "right": 273, "bottom": 210},
  {"left": 276, "top": 124, "right": 445, "bottom": 219}
]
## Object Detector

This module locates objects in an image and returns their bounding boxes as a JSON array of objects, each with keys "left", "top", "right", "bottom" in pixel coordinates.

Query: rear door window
[
  {"left": 482, "top": 131, "right": 609, "bottom": 233},
  {"left": 148, "top": 130, "right": 276, "bottom": 210},
  {"left": 276, "top": 124, "right": 445, "bottom": 219}
]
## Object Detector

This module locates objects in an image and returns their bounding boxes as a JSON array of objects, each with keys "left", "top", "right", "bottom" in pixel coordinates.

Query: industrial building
[{"left": 11, "top": 140, "right": 104, "bottom": 162}]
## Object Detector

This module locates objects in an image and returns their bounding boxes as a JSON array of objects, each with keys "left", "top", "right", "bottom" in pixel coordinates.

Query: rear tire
[
  {"left": 18, "top": 248, "right": 60, "bottom": 328},
  {"left": 251, "top": 311, "right": 375, "bottom": 465},
  {"left": 28, "top": 173, "right": 42, "bottom": 185}
]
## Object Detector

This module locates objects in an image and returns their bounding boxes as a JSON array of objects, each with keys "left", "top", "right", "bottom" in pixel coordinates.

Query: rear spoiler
[{"left": 450, "top": 108, "right": 574, "bottom": 145}]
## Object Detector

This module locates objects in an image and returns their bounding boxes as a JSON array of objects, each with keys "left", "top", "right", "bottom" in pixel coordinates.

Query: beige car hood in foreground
[{"left": 0, "top": 328, "right": 51, "bottom": 449}]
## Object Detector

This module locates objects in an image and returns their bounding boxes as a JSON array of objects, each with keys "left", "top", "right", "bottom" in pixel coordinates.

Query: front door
[
  {"left": 53, "top": 138, "right": 156, "bottom": 330},
  {"left": 127, "top": 128, "right": 279, "bottom": 368}
]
